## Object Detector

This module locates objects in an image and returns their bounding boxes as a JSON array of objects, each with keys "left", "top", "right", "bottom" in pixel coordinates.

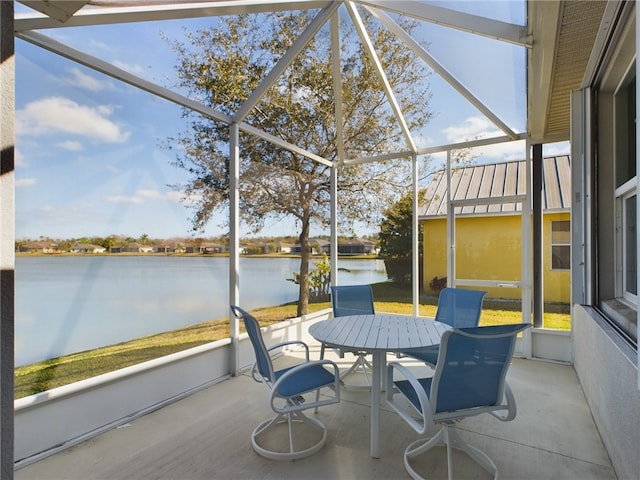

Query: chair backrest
[
  {"left": 330, "top": 285, "right": 375, "bottom": 317},
  {"left": 230, "top": 305, "right": 275, "bottom": 383},
  {"left": 434, "top": 287, "right": 487, "bottom": 328},
  {"left": 431, "top": 323, "right": 530, "bottom": 414}
]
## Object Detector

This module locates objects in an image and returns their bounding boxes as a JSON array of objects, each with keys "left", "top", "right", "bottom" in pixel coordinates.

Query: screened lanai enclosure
[
  {"left": 12, "top": 0, "right": 535, "bottom": 328},
  {"left": 1, "top": 1, "right": 639, "bottom": 479}
]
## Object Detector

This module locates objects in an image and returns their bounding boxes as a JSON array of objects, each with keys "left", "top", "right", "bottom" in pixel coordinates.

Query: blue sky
[{"left": 14, "top": 1, "right": 569, "bottom": 241}]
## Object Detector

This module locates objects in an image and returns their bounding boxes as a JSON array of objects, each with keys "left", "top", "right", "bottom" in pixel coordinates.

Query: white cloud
[
  {"left": 16, "top": 178, "right": 36, "bottom": 187},
  {"left": 56, "top": 140, "right": 83, "bottom": 151},
  {"left": 443, "top": 116, "right": 502, "bottom": 143},
  {"left": 105, "top": 195, "right": 144, "bottom": 204},
  {"left": 137, "top": 189, "right": 161, "bottom": 199},
  {"left": 16, "top": 96, "right": 130, "bottom": 143},
  {"left": 543, "top": 141, "right": 571, "bottom": 156},
  {"left": 113, "top": 60, "right": 146, "bottom": 77},
  {"left": 441, "top": 116, "right": 530, "bottom": 162},
  {"left": 15, "top": 149, "right": 26, "bottom": 167},
  {"left": 105, "top": 189, "right": 177, "bottom": 204},
  {"left": 472, "top": 140, "right": 528, "bottom": 161},
  {"left": 165, "top": 190, "right": 185, "bottom": 203},
  {"left": 136, "top": 189, "right": 198, "bottom": 205},
  {"left": 63, "top": 67, "right": 113, "bottom": 92}
]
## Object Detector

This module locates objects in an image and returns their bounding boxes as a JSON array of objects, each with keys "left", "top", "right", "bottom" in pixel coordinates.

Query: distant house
[
  {"left": 122, "top": 243, "right": 154, "bottom": 253},
  {"left": 312, "top": 238, "right": 330, "bottom": 254},
  {"left": 154, "top": 242, "right": 186, "bottom": 253},
  {"left": 200, "top": 242, "right": 226, "bottom": 254},
  {"left": 290, "top": 238, "right": 330, "bottom": 254},
  {"left": 18, "top": 241, "right": 60, "bottom": 254},
  {"left": 338, "top": 238, "right": 376, "bottom": 255},
  {"left": 71, "top": 243, "right": 107, "bottom": 254},
  {"left": 277, "top": 242, "right": 294, "bottom": 254},
  {"left": 420, "top": 156, "right": 571, "bottom": 303}
]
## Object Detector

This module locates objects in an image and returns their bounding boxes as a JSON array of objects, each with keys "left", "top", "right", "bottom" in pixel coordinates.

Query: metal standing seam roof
[{"left": 419, "top": 155, "right": 571, "bottom": 219}]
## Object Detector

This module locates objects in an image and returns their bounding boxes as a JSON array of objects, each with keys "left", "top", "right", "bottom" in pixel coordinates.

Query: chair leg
[
  {"left": 252, "top": 409, "right": 328, "bottom": 461},
  {"left": 404, "top": 425, "right": 498, "bottom": 480},
  {"left": 339, "top": 354, "right": 372, "bottom": 390},
  {"left": 447, "top": 428, "right": 498, "bottom": 478}
]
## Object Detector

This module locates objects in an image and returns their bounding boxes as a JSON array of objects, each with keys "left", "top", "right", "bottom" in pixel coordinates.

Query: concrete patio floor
[{"left": 15, "top": 344, "right": 616, "bottom": 480}]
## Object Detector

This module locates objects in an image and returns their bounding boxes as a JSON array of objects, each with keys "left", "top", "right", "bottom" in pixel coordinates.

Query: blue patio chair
[
  {"left": 403, "top": 288, "right": 487, "bottom": 366},
  {"left": 230, "top": 305, "right": 340, "bottom": 461},
  {"left": 387, "top": 323, "right": 531, "bottom": 480},
  {"left": 320, "top": 285, "right": 375, "bottom": 388}
]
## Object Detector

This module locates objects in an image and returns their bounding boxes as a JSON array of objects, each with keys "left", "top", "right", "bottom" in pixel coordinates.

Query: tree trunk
[{"left": 297, "top": 222, "right": 310, "bottom": 316}]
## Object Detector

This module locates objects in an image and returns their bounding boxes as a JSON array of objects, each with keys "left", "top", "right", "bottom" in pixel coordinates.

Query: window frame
[
  {"left": 615, "top": 178, "right": 637, "bottom": 304},
  {"left": 613, "top": 66, "right": 637, "bottom": 308},
  {"left": 590, "top": 18, "right": 637, "bottom": 345},
  {"left": 550, "top": 220, "right": 570, "bottom": 271}
]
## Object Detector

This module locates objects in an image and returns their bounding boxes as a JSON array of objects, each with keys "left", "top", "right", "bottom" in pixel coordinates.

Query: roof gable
[{"left": 420, "top": 155, "right": 571, "bottom": 218}]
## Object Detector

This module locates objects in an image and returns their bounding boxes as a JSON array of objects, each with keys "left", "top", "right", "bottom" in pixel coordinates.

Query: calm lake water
[{"left": 15, "top": 256, "right": 387, "bottom": 366}]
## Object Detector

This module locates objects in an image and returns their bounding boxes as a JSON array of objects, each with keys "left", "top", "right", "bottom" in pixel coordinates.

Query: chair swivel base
[
  {"left": 404, "top": 425, "right": 498, "bottom": 480},
  {"left": 251, "top": 410, "right": 328, "bottom": 461}
]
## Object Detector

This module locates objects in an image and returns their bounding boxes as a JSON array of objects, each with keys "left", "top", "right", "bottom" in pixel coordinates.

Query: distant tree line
[{"left": 15, "top": 233, "right": 380, "bottom": 254}]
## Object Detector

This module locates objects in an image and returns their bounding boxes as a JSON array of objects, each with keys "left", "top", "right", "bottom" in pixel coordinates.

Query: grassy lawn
[{"left": 14, "top": 282, "right": 570, "bottom": 399}]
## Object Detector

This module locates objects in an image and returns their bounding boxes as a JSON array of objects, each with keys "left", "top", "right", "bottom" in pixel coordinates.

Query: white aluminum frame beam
[
  {"left": 411, "top": 152, "right": 419, "bottom": 315},
  {"left": 17, "top": 29, "right": 233, "bottom": 123},
  {"left": 366, "top": 5, "right": 519, "bottom": 140},
  {"left": 358, "top": 0, "right": 531, "bottom": 47},
  {"left": 418, "top": 133, "right": 527, "bottom": 155},
  {"left": 346, "top": 133, "right": 527, "bottom": 165},
  {"left": 19, "top": 0, "right": 88, "bottom": 22},
  {"left": 330, "top": 12, "right": 343, "bottom": 282},
  {"left": 229, "top": 123, "right": 240, "bottom": 376},
  {"left": 331, "top": 11, "right": 346, "bottom": 166},
  {"left": 16, "top": 30, "right": 333, "bottom": 167},
  {"left": 15, "top": 1, "right": 333, "bottom": 31},
  {"left": 233, "top": 2, "right": 340, "bottom": 123},
  {"left": 345, "top": 0, "right": 417, "bottom": 153}
]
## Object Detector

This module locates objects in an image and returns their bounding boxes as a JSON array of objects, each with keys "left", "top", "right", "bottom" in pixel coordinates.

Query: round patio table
[{"left": 309, "top": 313, "right": 451, "bottom": 458}]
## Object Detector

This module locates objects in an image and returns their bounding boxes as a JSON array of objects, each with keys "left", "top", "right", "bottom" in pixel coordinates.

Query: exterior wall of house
[
  {"left": 568, "top": 5, "right": 638, "bottom": 478},
  {"left": 422, "top": 213, "right": 570, "bottom": 303},
  {"left": 573, "top": 305, "right": 640, "bottom": 479}
]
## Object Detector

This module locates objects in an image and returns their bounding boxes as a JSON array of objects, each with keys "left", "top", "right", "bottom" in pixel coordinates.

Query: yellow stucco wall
[{"left": 422, "top": 213, "right": 570, "bottom": 303}]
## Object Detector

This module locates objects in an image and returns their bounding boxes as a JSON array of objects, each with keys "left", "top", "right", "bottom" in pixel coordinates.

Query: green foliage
[
  {"left": 378, "top": 190, "right": 425, "bottom": 258},
  {"left": 383, "top": 256, "right": 423, "bottom": 286},
  {"left": 165, "top": 11, "right": 433, "bottom": 315},
  {"left": 429, "top": 275, "right": 447, "bottom": 292},
  {"left": 288, "top": 253, "right": 331, "bottom": 301}
]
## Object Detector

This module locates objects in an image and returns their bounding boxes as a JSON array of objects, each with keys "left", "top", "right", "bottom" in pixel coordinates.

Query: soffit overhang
[{"left": 527, "top": 0, "right": 610, "bottom": 145}]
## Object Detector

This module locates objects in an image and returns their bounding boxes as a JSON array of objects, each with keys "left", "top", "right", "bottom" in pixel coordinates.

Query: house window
[
  {"left": 551, "top": 221, "right": 570, "bottom": 270},
  {"left": 597, "top": 67, "right": 637, "bottom": 343},
  {"left": 584, "top": 4, "right": 636, "bottom": 345},
  {"left": 592, "top": 42, "right": 637, "bottom": 343},
  {"left": 614, "top": 76, "right": 637, "bottom": 305},
  {"left": 619, "top": 187, "right": 637, "bottom": 300}
]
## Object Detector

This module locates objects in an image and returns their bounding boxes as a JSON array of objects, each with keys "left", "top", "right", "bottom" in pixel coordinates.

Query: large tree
[{"left": 166, "top": 10, "right": 432, "bottom": 315}]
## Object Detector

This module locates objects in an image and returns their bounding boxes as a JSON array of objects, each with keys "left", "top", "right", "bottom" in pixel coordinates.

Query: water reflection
[{"left": 15, "top": 256, "right": 386, "bottom": 365}]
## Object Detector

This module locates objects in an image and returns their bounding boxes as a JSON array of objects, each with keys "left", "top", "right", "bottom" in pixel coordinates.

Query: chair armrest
[
  {"left": 250, "top": 341, "right": 311, "bottom": 382},
  {"left": 267, "top": 340, "right": 310, "bottom": 361},
  {"left": 385, "top": 361, "right": 434, "bottom": 435},
  {"left": 270, "top": 360, "right": 341, "bottom": 414}
]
